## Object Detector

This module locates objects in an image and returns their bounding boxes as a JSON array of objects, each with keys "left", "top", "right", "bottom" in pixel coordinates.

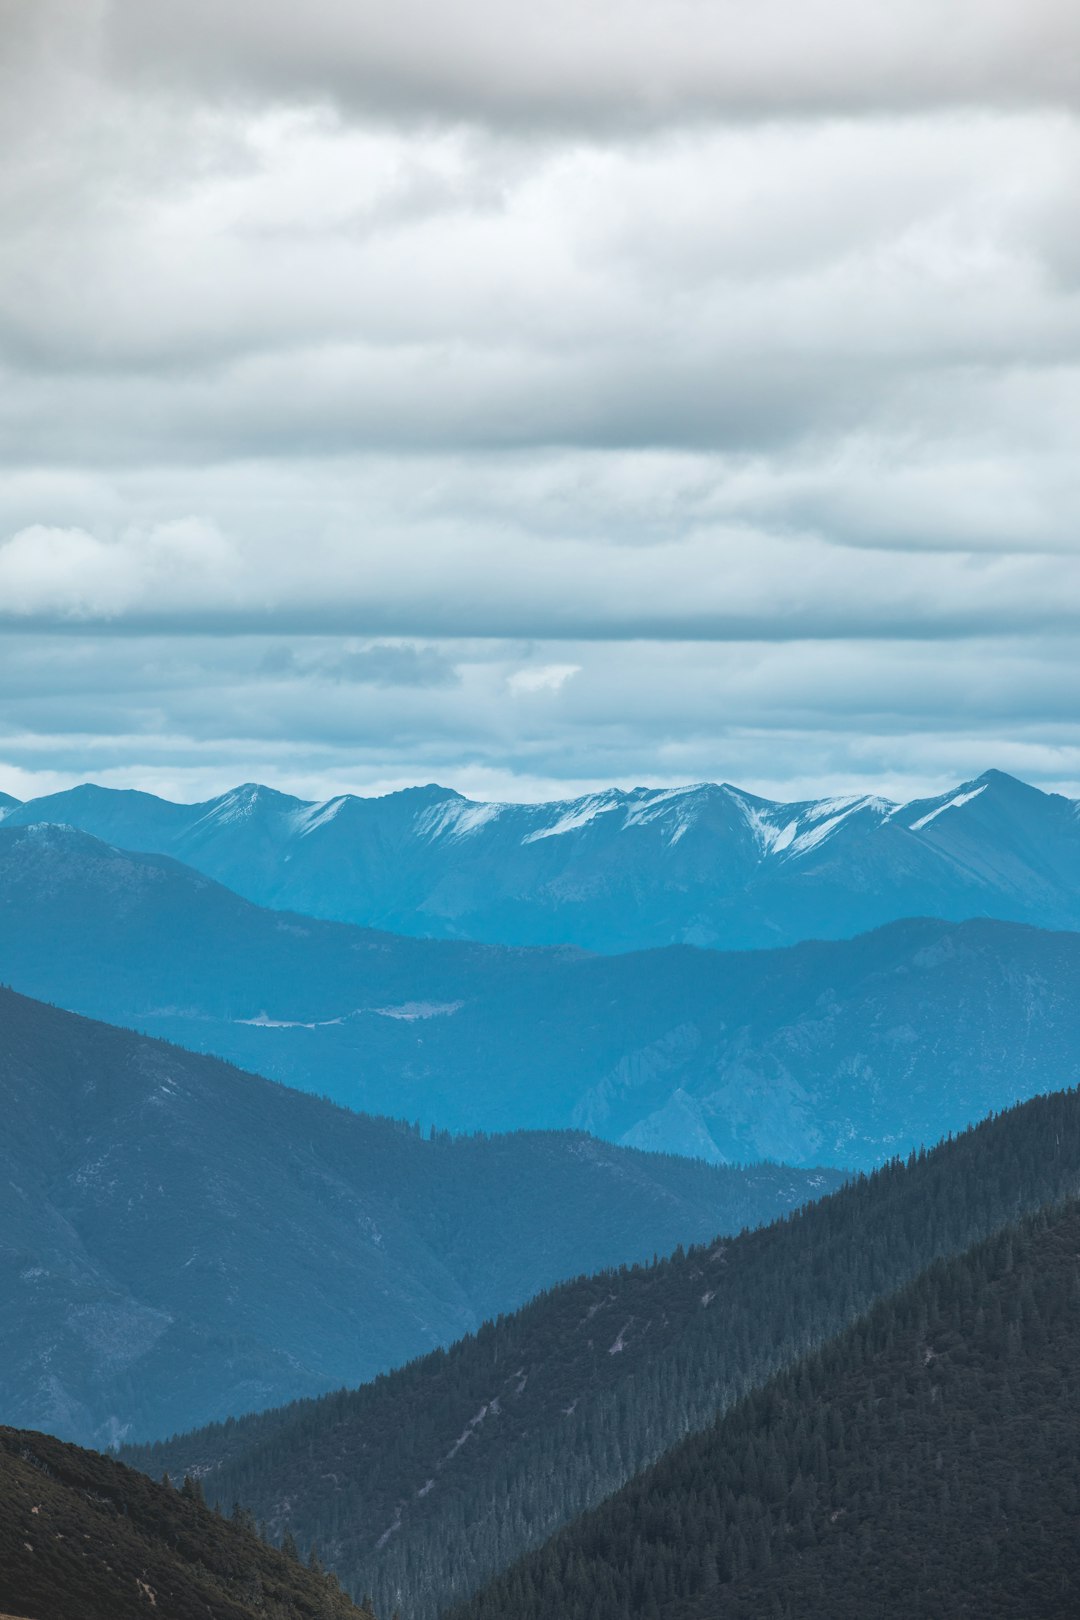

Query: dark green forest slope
[
  {"left": 458, "top": 1199, "right": 1080, "bottom": 1620},
  {"left": 0, "top": 1426, "right": 368, "bottom": 1620},
  {"left": 1, "top": 985, "right": 835, "bottom": 1447},
  {"left": 125, "top": 1088, "right": 1080, "bottom": 1620}
]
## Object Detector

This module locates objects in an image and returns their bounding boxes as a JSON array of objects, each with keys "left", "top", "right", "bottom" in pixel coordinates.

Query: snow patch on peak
[
  {"left": 620, "top": 784, "right": 704, "bottom": 834},
  {"left": 289, "top": 796, "right": 347, "bottom": 837},
  {"left": 909, "top": 782, "right": 988, "bottom": 831},
  {"left": 731, "top": 797, "right": 796, "bottom": 856},
  {"left": 522, "top": 794, "right": 620, "bottom": 844},
  {"left": 785, "top": 795, "right": 893, "bottom": 857},
  {"left": 416, "top": 798, "right": 502, "bottom": 840},
  {"left": 194, "top": 785, "right": 270, "bottom": 829},
  {"left": 729, "top": 790, "right": 894, "bottom": 860}
]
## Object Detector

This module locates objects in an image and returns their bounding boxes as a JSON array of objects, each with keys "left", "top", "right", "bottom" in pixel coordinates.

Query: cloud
[
  {"left": 507, "top": 663, "right": 581, "bottom": 694},
  {"left": 260, "top": 641, "right": 460, "bottom": 687},
  {"left": 0, "top": 0, "right": 1077, "bottom": 803},
  {"left": 5, "top": 631, "right": 1080, "bottom": 809},
  {"left": 98, "top": 0, "right": 1080, "bottom": 130},
  {"left": 0, "top": 520, "right": 237, "bottom": 617}
]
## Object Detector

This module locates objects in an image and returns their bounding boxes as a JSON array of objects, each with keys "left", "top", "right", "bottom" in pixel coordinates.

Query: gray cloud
[
  {"left": 260, "top": 641, "right": 460, "bottom": 686},
  {"left": 99, "top": 0, "right": 1080, "bottom": 130},
  {"left": 4, "top": 632, "right": 1080, "bottom": 809},
  {"left": 0, "top": 1, "right": 1078, "bottom": 803}
]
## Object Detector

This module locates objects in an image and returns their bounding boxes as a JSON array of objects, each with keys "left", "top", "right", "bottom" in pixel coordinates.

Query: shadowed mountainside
[
  {"left": 3, "top": 823, "right": 1080, "bottom": 1166},
  {"left": 0, "top": 985, "right": 840, "bottom": 1448},
  {"left": 0, "top": 1425, "right": 367, "bottom": 1620},
  {"left": 124, "top": 1089, "right": 1080, "bottom": 1620},
  {"left": 455, "top": 1199, "right": 1080, "bottom": 1620}
]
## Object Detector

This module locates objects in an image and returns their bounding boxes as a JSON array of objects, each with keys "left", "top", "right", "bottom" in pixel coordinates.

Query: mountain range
[
  {"left": 125, "top": 1087, "right": 1080, "bottom": 1620},
  {"left": 4, "top": 768, "right": 1080, "bottom": 952},
  {"left": 0, "top": 985, "right": 837, "bottom": 1448},
  {"left": 2, "top": 820, "right": 1080, "bottom": 1166}
]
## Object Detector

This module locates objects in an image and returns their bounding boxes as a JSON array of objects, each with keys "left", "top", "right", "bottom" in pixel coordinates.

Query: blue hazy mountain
[
  {"left": 4, "top": 769, "right": 1080, "bottom": 952},
  {"left": 2, "top": 823, "right": 1080, "bottom": 1168},
  {"left": 0, "top": 984, "right": 840, "bottom": 1448}
]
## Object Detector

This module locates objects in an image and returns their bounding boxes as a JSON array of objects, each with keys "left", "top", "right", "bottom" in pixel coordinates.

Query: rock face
[
  {"left": 6, "top": 768, "right": 1080, "bottom": 952},
  {"left": 2, "top": 821, "right": 1080, "bottom": 1166},
  {"left": 0, "top": 985, "right": 840, "bottom": 1447}
]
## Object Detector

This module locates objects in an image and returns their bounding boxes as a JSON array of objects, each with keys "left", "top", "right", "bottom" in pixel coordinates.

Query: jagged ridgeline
[
  {"left": 7, "top": 769, "right": 1080, "bottom": 954},
  {"left": 456, "top": 1199, "right": 1080, "bottom": 1620},
  {"left": 0, "top": 1426, "right": 371, "bottom": 1620},
  {"left": 123, "top": 1088, "right": 1080, "bottom": 1620}
]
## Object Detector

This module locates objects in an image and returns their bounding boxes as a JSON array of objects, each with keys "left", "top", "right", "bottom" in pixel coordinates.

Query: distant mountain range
[
  {"left": 126, "top": 1088, "right": 1080, "bottom": 1620},
  {"left": 2, "top": 821, "right": 1080, "bottom": 1166},
  {"left": 0, "top": 985, "right": 837, "bottom": 1447},
  {"left": 4, "top": 768, "right": 1080, "bottom": 952}
]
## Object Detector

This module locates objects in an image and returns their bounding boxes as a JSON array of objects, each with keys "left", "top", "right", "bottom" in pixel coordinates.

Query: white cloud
[
  {"left": 507, "top": 663, "right": 582, "bottom": 695},
  {"left": 0, "top": 520, "right": 237, "bottom": 618}
]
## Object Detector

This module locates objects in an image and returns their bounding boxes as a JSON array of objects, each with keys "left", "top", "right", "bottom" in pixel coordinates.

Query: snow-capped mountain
[{"left": 4, "top": 768, "right": 1080, "bottom": 951}]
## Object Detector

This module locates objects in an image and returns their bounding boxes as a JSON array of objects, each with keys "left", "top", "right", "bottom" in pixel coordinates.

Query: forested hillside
[
  {"left": 0, "top": 1425, "right": 367, "bottom": 1620},
  {"left": 5, "top": 823, "right": 1080, "bottom": 1165},
  {"left": 124, "top": 1088, "right": 1080, "bottom": 1619},
  {"left": 458, "top": 1199, "right": 1080, "bottom": 1620},
  {"left": 0, "top": 985, "right": 834, "bottom": 1447}
]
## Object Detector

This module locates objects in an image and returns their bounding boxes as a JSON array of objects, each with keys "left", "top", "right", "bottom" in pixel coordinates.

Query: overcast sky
[{"left": 2, "top": 0, "right": 1079, "bottom": 806}]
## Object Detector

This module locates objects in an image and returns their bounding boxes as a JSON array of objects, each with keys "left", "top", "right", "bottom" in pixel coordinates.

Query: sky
[{"left": 1, "top": 0, "right": 1079, "bottom": 807}]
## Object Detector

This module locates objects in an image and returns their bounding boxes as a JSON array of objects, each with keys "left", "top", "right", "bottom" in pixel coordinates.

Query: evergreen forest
[
  {"left": 124, "top": 1087, "right": 1080, "bottom": 1618},
  {"left": 456, "top": 1197, "right": 1080, "bottom": 1620}
]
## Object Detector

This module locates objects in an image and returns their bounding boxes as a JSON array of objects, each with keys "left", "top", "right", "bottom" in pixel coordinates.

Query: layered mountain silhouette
[
  {"left": 125, "top": 1089, "right": 1080, "bottom": 1620},
  {"left": 2, "top": 821, "right": 1080, "bottom": 1165},
  {"left": 0, "top": 986, "right": 837, "bottom": 1448},
  {"left": 4, "top": 768, "right": 1080, "bottom": 951}
]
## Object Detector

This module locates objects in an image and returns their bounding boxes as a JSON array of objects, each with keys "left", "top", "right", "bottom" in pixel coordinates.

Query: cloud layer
[{"left": 1, "top": 0, "right": 1078, "bottom": 802}]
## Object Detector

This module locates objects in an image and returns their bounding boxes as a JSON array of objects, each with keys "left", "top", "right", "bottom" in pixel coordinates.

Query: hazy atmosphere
[
  {"left": 3, "top": 0, "right": 1079, "bottom": 803},
  {"left": 5, "top": 9, "right": 1080, "bottom": 1619}
]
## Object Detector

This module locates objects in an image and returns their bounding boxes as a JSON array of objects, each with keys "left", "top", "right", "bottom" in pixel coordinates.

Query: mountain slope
[
  {"left": 0, "top": 1425, "right": 366, "bottom": 1620},
  {"left": 456, "top": 1199, "right": 1080, "bottom": 1620},
  {"left": 3, "top": 824, "right": 1080, "bottom": 1166},
  {"left": 8, "top": 769, "right": 1080, "bottom": 951},
  {"left": 122, "top": 1088, "right": 1080, "bottom": 1620},
  {"left": 0, "top": 986, "right": 839, "bottom": 1448}
]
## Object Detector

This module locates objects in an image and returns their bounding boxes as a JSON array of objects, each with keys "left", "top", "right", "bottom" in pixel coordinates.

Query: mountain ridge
[
  {"left": 3, "top": 821, "right": 1080, "bottom": 1166},
  {"left": 5, "top": 768, "right": 1080, "bottom": 952},
  {"left": 0, "top": 984, "right": 840, "bottom": 1447}
]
